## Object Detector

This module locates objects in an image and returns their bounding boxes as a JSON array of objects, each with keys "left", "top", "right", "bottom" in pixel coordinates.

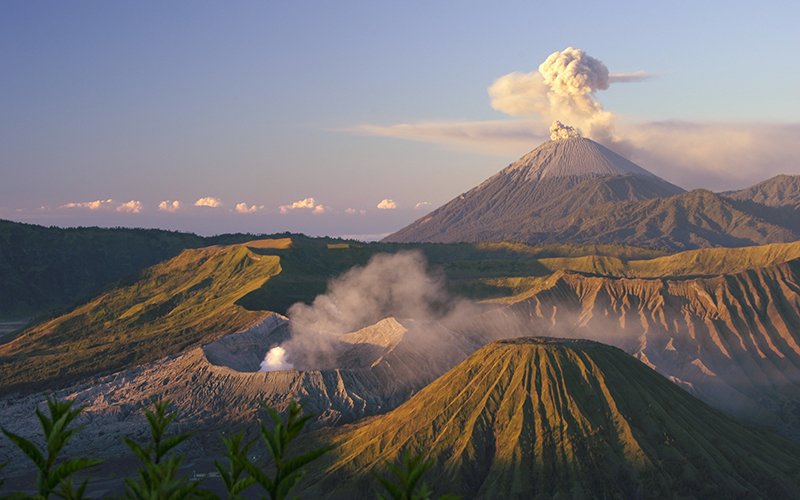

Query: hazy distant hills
[
  {"left": 303, "top": 339, "right": 800, "bottom": 499},
  {"left": 384, "top": 136, "right": 800, "bottom": 249}
]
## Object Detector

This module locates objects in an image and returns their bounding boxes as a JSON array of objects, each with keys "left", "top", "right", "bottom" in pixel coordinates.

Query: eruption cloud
[{"left": 489, "top": 47, "right": 623, "bottom": 142}]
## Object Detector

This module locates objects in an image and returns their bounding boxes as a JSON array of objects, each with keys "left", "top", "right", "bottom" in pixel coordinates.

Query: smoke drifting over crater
[{"left": 279, "top": 251, "right": 479, "bottom": 369}]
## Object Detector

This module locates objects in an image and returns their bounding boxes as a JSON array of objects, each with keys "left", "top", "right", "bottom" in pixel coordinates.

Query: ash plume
[{"left": 489, "top": 47, "right": 641, "bottom": 142}]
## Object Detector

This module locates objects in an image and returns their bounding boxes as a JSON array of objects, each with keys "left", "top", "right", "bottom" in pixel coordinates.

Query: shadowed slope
[
  {"left": 723, "top": 175, "right": 800, "bottom": 207},
  {"left": 304, "top": 338, "right": 800, "bottom": 499},
  {"left": 552, "top": 189, "right": 797, "bottom": 250}
]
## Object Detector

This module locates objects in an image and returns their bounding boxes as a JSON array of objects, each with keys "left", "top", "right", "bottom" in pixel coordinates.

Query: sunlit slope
[
  {"left": 306, "top": 339, "right": 800, "bottom": 499},
  {"left": 0, "top": 240, "right": 285, "bottom": 393},
  {"left": 534, "top": 240, "right": 800, "bottom": 278}
]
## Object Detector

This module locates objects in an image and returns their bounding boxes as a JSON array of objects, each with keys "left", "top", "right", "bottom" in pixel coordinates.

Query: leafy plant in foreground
[
  {"left": 123, "top": 399, "right": 207, "bottom": 499},
  {"left": 243, "top": 400, "right": 333, "bottom": 500},
  {"left": 0, "top": 397, "right": 101, "bottom": 499},
  {"left": 376, "top": 451, "right": 459, "bottom": 500},
  {"left": 214, "top": 432, "right": 256, "bottom": 499}
]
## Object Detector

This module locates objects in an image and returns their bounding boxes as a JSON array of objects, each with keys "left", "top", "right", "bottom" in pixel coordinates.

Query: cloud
[
  {"left": 415, "top": 201, "right": 432, "bottom": 210},
  {"left": 158, "top": 200, "right": 181, "bottom": 212},
  {"left": 116, "top": 200, "right": 143, "bottom": 214},
  {"left": 608, "top": 70, "right": 652, "bottom": 83},
  {"left": 234, "top": 202, "right": 264, "bottom": 214},
  {"left": 279, "top": 197, "right": 327, "bottom": 215},
  {"left": 195, "top": 196, "right": 222, "bottom": 208},
  {"left": 613, "top": 121, "right": 800, "bottom": 190},
  {"left": 351, "top": 118, "right": 800, "bottom": 190},
  {"left": 345, "top": 46, "right": 800, "bottom": 190},
  {"left": 488, "top": 47, "right": 623, "bottom": 141},
  {"left": 347, "top": 119, "right": 540, "bottom": 154},
  {"left": 60, "top": 199, "right": 113, "bottom": 210},
  {"left": 377, "top": 199, "right": 397, "bottom": 210}
]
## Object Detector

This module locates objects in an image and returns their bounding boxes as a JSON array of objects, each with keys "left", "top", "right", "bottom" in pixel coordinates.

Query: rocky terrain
[{"left": 300, "top": 338, "right": 800, "bottom": 499}]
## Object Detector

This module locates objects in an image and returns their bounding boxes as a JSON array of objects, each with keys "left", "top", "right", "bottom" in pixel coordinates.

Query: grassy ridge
[{"left": 0, "top": 241, "right": 282, "bottom": 394}]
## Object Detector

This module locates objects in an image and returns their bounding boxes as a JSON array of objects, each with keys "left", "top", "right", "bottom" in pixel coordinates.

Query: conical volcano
[
  {"left": 303, "top": 338, "right": 800, "bottom": 499},
  {"left": 384, "top": 126, "right": 684, "bottom": 244}
]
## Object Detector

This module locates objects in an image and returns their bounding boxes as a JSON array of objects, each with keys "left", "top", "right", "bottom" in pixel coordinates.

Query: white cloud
[
  {"left": 347, "top": 119, "right": 539, "bottom": 154},
  {"left": 60, "top": 199, "right": 113, "bottom": 210},
  {"left": 158, "top": 200, "right": 181, "bottom": 212},
  {"left": 345, "top": 46, "right": 800, "bottom": 190},
  {"left": 608, "top": 71, "right": 652, "bottom": 83},
  {"left": 415, "top": 201, "right": 432, "bottom": 209},
  {"left": 377, "top": 199, "right": 397, "bottom": 210},
  {"left": 345, "top": 207, "right": 358, "bottom": 215},
  {"left": 488, "top": 47, "right": 623, "bottom": 141},
  {"left": 234, "top": 202, "right": 264, "bottom": 214},
  {"left": 279, "top": 197, "right": 327, "bottom": 215},
  {"left": 612, "top": 121, "right": 800, "bottom": 190},
  {"left": 194, "top": 196, "right": 222, "bottom": 208},
  {"left": 116, "top": 200, "right": 143, "bottom": 214}
]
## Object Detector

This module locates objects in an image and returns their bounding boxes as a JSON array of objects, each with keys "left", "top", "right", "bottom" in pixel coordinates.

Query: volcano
[
  {"left": 385, "top": 124, "right": 683, "bottom": 244},
  {"left": 385, "top": 124, "right": 800, "bottom": 249},
  {"left": 302, "top": 338, "right": 800, "bottom": 499}
]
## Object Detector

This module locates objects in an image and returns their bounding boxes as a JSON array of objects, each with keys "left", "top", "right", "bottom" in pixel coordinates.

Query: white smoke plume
[
  {"left": 549, "top": 121, "right": 581, "bottom": 141},
  {"left": 259, "top": 346, "right": 294, "bottom": 372},
  {"left": 281, "top": 251, "right": 477, "bottom": 368},
  {"left": 489, "top": 47, "right": 631, "bottom": 142}
]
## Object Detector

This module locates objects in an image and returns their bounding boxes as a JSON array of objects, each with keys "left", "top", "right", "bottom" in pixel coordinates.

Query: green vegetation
[
  {"left": 243, "top": 400, "right": 334, "bottom": 500},
  {"left": 1, "top": 398, "right": 102, "bottom": 499},
  {"left": 375, "top": 452, "right": 458, "bottom": 500},
  {"left": 123, "top": 401, "right": 204, "bottom": 499},
  {"left": 0, "top": 219, "right": 285, "bottom": 320},
  {"left": 2, "top": 398, "right": 448, "bottom": 500}
]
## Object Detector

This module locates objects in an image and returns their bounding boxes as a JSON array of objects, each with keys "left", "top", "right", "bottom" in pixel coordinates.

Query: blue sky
[{"left": 1, "top": 1, "right": 798, "bottom": 237}]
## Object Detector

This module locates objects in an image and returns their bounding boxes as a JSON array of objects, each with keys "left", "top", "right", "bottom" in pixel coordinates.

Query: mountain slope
[
  {"left": 385, "top": 135, "right": 684, "bottom": 244},
  {"left": 304, "top": 338, "right": 800, "bottom": 499},
  {"left": 0, "top": 239, "right": 287, "bottom": 393},
  {"left": 550, "top": 189, "right": 798, "bottom": 250},
  {"left": 723, "top": 174, "right": 800, "bottom": 207}
]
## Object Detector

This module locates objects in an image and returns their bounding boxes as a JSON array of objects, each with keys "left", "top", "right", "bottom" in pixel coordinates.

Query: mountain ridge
[{"left": 384, "top": 135, "right": 800, "bottom": 249}]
